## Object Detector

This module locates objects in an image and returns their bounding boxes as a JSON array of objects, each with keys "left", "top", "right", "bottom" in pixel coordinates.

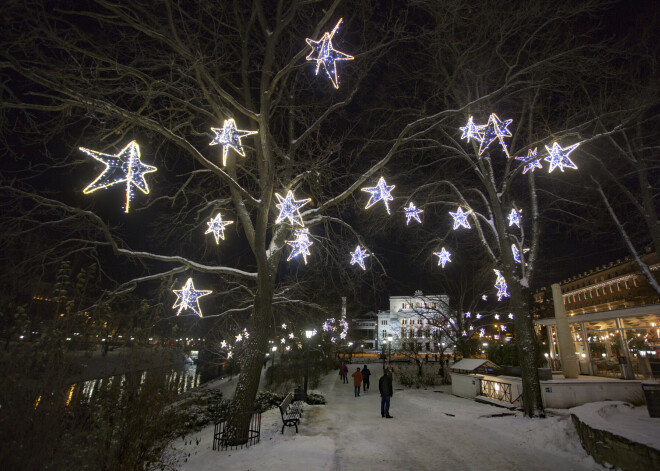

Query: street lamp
[
  {"left": 304, "top": 330, "right": 314, "bottom": 398},
  {"left": 270, "top": 345, "right": 277, "bottom": 385}
]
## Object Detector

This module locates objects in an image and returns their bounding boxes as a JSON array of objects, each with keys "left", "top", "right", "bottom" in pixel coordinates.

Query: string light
[
  {"left": 544, "top": 142, "right": 579, "bottom": 173},
  {"left": 205, "top": 213, "right": 234, "bottom": 244},
  {"left": 404, "top": 202, "right": 423, "bottom": 225},
  {"left": 508, "top": 209, "right": 521, "bottom": 228},
  {"left": 305, "top": 18, "right": 354, "bottom": 89},
  {"left": 512, "top": 244, "right": 521, "bottom": 263},
  {"left": 172, "top": 278, "right": 212, "bottom": 317},
  {"left": 80, "top": 141, "right": 157, "bottom": 213},
  {"left": 494, "top": 269, "right": 510, "bottom": 301},
  {"left": 362, "top": 176, "right": 395, "bottom": 214},
  {"left": 460, "top": 116, "right": 484, "bottom": 143},
  {"left": 434, "top": 247, "right": 452, "bottom": 268},
  {"left": 478, "top": 114, "right": 513, "bottom": 157},
  {"left": 516, "top": 148, "right": 542, "bottom": 174},
  {"left": 449, "top": 207, "right": 471, "bottom": 230},
  {"left": 209, "top": 119, "right": 258, "bottom": 166},
  {"left": 287, "top": 228, "right": 313, "bottom": 264},
  {"left": 350, "top": 245, "right": 370, "bottom": 270},
  {"left": 275, "top": 190, "right": 311, "bottom": 226}
]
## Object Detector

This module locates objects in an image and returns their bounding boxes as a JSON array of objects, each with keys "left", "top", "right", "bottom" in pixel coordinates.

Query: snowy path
[{"left": 175, "top": 363, "right": 604, "bottom": 470}]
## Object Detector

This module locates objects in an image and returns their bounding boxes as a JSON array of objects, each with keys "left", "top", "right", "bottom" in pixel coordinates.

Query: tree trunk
[{"left": 509, "top": 281, "right": 545, "bottom": 418}]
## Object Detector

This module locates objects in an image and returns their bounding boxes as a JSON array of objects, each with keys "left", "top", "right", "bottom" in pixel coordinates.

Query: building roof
[{"left": 451, "top": 358, "right": 501, "bottom": 373}]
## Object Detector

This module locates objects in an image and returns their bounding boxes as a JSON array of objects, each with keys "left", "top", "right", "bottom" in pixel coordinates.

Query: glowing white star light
[
  {"left": 544, "top": 142, "right": 579, "bottom": 173},
  {"left": 205, "top": 213, "right": 234, "bottom": 244},
  {"left": 172, "top": 278, "right": 212, "bottom": 317},
  {"left": 460, "top": 116, "right": 484, "bottom": 143},
  {"left": 494, "top": 269, "right": 510, "bottom": 301},
  {"left": 305, "top": 18, "right": 354, "bottom": 89},
  {"left": 508, "top": 209, "right": 521, "bottom": 228},
  {"left": 362, "top": 177, "right": 395, "bottom": 214},
  {"left": 80, "top": 141, "right": 157, "bottom": 213},
  {"left": 449, "top": 207, "right": 471, "bottom": 230},
  {"left": 465, "top": 312, "right": 471, "bottom": 318},
  {"left": 494, "top": 314, "right": 500, "bottom": 320},
  {"left": 281, "top": 323, "right": 287, "bottom": 329},
  {"left": 476, "top": 314, "right": 482, "bottom": 319},
  {"left": 434, "top": 247, "right": 452, "bottom": 268},
  {"left": 482, "top": 295, "right": 488, "bottom": 301},
  {"left": 508, "top": 313, "right": 514, "bottom": 319},
  {"left": 289, "top": 333, "right": 295, "bottom": 339},
  {"left": 220, "top": 340, "right": 227, "bottom": 349},
  {"left": 350, "top": 245, "right": 370, "bottom": 270},
  {"left": 287, "top": 228, "right": 313, "bottom": 264},
  {"left": 210, "top": 119, "right": 258, "bottom": 166},
  {"left": 404, "top": 202, "right": 423, "bottom": 225},
  {"left": 512, "top": 244, "right": 521, "bottom": 263},
  {"left": 478, "top": 114, "right": 513, "bottom": 157},
  {"left": 516, "top": 148, "right": 542, "bottom": 174},
  {"left": 479, "top": 328, "right": 485, "bottom": 338},
  {"left": 275, "top": 191, "right": 311, "bottom": 226}
]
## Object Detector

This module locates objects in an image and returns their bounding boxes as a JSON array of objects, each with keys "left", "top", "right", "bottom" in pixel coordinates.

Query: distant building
[
  {"left": 374, "top": 294, "right": 450, "bottom": 353},
  {"left": 350, "top": 311, "right": 377, "bottom": 350},
  {"left": 533, "top": 251, "right": 659, "bottom": 379}
]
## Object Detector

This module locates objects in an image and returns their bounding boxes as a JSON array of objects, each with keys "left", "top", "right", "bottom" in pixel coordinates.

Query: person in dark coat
[
  {"left": 379, "top": 369, "right": 394, "bottom": 418},
  {"left": 361, "top": 365, "right": 371, "bottom": 392}
]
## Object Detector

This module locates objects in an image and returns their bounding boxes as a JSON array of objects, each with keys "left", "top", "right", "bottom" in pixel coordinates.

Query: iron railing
[
  {"left": 480, "top": 379, "right": 513, "bottom": 403},
  {"left": 213, "top": 410, "right": 262, "bottom": 451}
]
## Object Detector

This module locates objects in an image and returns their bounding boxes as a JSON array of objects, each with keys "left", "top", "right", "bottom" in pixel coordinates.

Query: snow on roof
[{"left": 451, "top": 358, "right": 500, "bottom": 373}]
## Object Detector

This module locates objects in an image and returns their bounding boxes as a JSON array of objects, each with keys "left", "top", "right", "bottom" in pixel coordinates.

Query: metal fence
[
  {"left": 213, "top": 410, "right": 262, "bottom": 451},
  {"left": 480, "top": 379, "right": 513, "bottom": 403}
]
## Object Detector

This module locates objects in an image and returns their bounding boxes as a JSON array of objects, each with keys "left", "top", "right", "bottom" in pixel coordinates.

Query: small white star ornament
[
  {"left": 434, "top": 247, "right": 452, "bottom": 268},
  {"left": 460, "top": 116, "right": 484, "bottom": 143},
  {"left": 305, "top": 18, "right": 354, "bottom": 89},
  {"left": 449, "top": 207, "right": 471, "bottom": 230},
  {"left": 362, "top": 177, "right": 395, "bottom": 214},
  {"left": 209, "top": 119, "right": 258, "bottom": 166},
  {"left": 350, "top": 245, "right": 370, "bottom": 270},
  {"left": 205, "top": 213, "right": 234, "bottom": 244},
  {"left": 404, "top": 202, "right": 423, "bottom": 225},
  {"left": 275, "top": 191, "right": 311, "bottom": 226},
  {"left": 172, "top": 278, "right": 212, "bottom": 317},
  {"left": 544, "top": 142, "right": 579, "bottom": 173},
  {"left": 80, "top": 141, "right": 157, "bottom": 213},
  {"left": 287, "top": 228, "right": 313, "bottom": 264}
]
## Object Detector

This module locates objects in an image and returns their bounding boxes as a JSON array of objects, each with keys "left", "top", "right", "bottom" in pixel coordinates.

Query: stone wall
[{"left": 571, "top": 414, "right": 660, "bottom": 470}]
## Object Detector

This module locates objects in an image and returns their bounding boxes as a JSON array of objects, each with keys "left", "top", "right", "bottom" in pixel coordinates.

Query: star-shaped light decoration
[
  {"left": 404, "top": 202, "right": 423, "bottom": 225},
  {"left": 512, "top": 244, "right": 521, "bottom": 263},
  {"left": 220, "top": 340, "right": 227, "bottom": 349},
  {"left": 544, "top": 142, "right": 580, "bottom": 173},
  {"left": 287, "top": 228, "right": 313, "bottom": 264},
  {"left": 289, "top": 333, "right": 295, "bottom": 339},
  {"left": 80, "top": 141, "right": 157, "bottom": 213},
  {"left": 449, "top": 207, "right": 471, "bottom": 230},
  {"left": 235, "top": 334, "right": 243, "bottom": 342},
  {"left": 482, "top": 295, "right": 488, "bottom": 301},
  {"left": 462, "top": 330, "right": 467, "bottom": 337},
  {"left": 479, "top": 328, "right": 485, "bottom": 338},
  {"left": 280, "top": 338, "right": 286, "bottom": 344},
  {"left": 362, "top": 176, "right": 395, "bottom": 214},
  {"left": 275, "top": 190, "right": 311, "bottom": 226},
  {"left": 508, "top": 313, "right": 514, "bottom": 319},
  {"left": 172, "top": 278, "right": 212, "bottom": 317},
  {"left": 305, "top": 18, "right": 354, "bottom": 89},
  {"left": 501, "top": 325, "right": 507, "bottom": 332},
  {"left": 478, "top": 114, "right": 513, "bottom": 157},
  {"left": 460, "top": 116, "right": 484, "bottom": 143},
  {"left": 494, "top": 314, "right": 500, "bottom": 320},
  {"left": 281, "top": 323, "right": 287, "bottom": 330},
  {"left": 227, "top": 351, "right": 233, "bottom": 359},
  {"left": 515, "top": 148, "right": 542, "bottom": 174},
  {"left": 476, "top": 314, "right": 482, "bottom": 319},
  {"left": 508, "top": 208, "right": 521, "bottom": 228},
  {"left": 350, "top": 245, "right": 370, "bottom": 270},
  {"left": 210, "top": 119, "right": 258, "bottom": 166},
  {"left": 434, "top": 247, "right": 452, "bottom": 268},
  {"left": 465, "top": 312, "right": 471, "bottom": 318},
  {"left": 494, "top": 269, "right": 510, "bottom": 301},
  {"left": 205, "top": 213, "right": 234, "bottom": 244}
]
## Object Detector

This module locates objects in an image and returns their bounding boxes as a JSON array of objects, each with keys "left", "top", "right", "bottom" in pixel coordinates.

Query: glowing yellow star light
[
  {"left": 80, "top": 141, "right": 157, "bottom": 213},
  {"left": 305, "top": 18, "right": 354, "bottom": 89},
  {"left": 205, "top": 213, "right": 234, "bottom": 244},
  {"left": 209, "top": 119, "right": 258, "bottom": 166},
  {"left": 275, "top": 190, "right": 311, "bottom": 226},
  {"left": 172, "top": 278, "right": 212, "bottom": 318},
  {"left": 362, "top": 176, "right": 395, "bottom": 214}
]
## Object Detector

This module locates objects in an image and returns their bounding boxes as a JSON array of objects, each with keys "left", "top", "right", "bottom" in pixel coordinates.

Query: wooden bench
[{"left": 278, "top": 392, "right": 303, "bottom": 434}]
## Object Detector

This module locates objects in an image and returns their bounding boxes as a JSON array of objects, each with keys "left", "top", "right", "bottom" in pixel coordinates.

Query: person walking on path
[
  {"left": 379, "top": 369, "right": 394, "bottom": 418},
  {"left": 341, "top": 363, "right": 349, "bottom": 383},
  {"left": 361, "top": 365, "right": 371, "bottom": 392},
  {"left": 352, "top": 367, "right": 363, "bottom": 397}
]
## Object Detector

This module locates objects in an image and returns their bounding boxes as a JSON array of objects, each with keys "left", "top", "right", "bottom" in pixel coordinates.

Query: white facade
[{"left": 376, "top": 294, "right": 450, "bottom": 353}]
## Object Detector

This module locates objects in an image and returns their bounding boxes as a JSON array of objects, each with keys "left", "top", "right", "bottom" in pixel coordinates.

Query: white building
[{"left": 376, "top": 294, "right": 450, "bottom": 353}]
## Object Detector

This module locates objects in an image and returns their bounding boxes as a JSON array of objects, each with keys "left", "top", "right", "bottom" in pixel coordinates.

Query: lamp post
[
  {"left": 388, "top": 335, "right": 393, "bottom": 364},
  {"left": 270, "top": 345, "right": 277, "bottom": 385},
  {"left": 304, "top": 330, "right": 314, "bottom": 398}
]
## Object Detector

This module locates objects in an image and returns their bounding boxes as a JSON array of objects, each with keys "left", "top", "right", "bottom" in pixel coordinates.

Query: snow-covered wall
[{"left": 450, "top": 373, "right": 483, "bottom": 398}]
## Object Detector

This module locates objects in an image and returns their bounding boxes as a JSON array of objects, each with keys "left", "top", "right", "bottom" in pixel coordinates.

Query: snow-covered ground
[{"left": 173, "top": 364, "right": 606, "bottom": 470}]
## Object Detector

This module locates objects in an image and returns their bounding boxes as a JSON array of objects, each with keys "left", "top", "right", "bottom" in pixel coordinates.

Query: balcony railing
[{"left": 480, "top": 379, "right": 512, "bottom": 403}]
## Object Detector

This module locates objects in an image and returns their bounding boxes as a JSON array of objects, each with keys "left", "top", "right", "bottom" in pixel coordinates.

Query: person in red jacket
[{"left": 352, "top": 367, "right": 363, "bottom": 397}]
